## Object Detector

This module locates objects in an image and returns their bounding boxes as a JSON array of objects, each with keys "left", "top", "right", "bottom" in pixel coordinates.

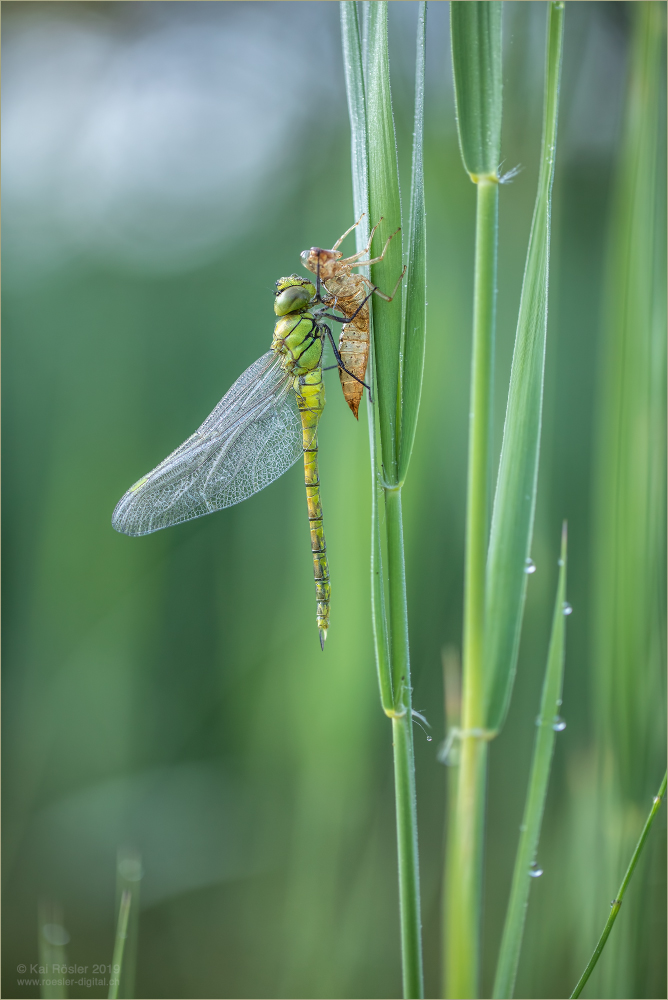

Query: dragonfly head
[
  {"left": 274, "top": 275, "right": 316, "bottom": 316},
  {"left": 301, "top": 247, "right": 342, "bottom": 281}
]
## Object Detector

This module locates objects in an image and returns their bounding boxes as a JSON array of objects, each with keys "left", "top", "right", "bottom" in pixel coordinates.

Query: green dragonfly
[{"left": 112, "top": 269, "right": 375, "bottom": 649}]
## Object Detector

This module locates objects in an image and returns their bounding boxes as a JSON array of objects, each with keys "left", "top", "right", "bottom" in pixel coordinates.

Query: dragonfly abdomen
[{"left": 296, "top": 370, "right": 330, "bottom": 649}]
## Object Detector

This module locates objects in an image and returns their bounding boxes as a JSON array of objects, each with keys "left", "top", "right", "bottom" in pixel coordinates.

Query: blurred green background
[{"left": 2, "top": 3, "right": 665, "bottom": 998}]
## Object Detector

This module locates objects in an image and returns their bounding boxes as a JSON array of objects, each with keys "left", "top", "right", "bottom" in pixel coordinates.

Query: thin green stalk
[
  {"left": 445, "top": 733, "right": 488, "bottom": 999},
  {"left": 392, "top": 710, "right": 423, "bottom": 999},
  {"left": 445, "top": 4, "right": 500, "bottom": 992},
  {"left": 38, "top": 901, "right": 68, "bottom": 1000},
  {"left": 570, "top": 772, "right": 667, "bottom": 999},
  {"left": 114, "top": 849, "right": 142, "bottom": 999},
  {"left": 440, "top": 646, "right": 462, "bottom": 998},
  {"left": 444, "top": 177, "right": 498, "bottom": 1000},
  {"left": 340, "top": 5, "right": 425, "bottom": 994},
  {"left": 493, "top": 524, "right": 569, "bottom": 998},
  {"left": 464, "top": 177, "right": 498, "bottom": 720},
  {"left": 108, "top": 890, "right": 132, "bottom": 1000},
  {"left": 386, "top": 486, "right": 423, "bottom": 998}
]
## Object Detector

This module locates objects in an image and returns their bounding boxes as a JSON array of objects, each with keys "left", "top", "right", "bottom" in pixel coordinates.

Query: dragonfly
[
  {"left": 302, "top": 214, "right": 405, "bottom": 419},
  {"left": 112, "top": 259, "right": 381, "bottom": 649}
]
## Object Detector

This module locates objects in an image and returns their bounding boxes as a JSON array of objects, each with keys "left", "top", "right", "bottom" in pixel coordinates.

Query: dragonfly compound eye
[{"left": 274, "top": 280, "right": 315, "bottom": 317}]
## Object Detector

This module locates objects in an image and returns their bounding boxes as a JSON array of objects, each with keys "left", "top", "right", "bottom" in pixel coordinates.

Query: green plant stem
[
  {"left": 108, "top": 890, "right": 131, "bottom": 1000},
  {"left": 464, "top": 176, "right": 498, "bottom": 721},
  {"left": 392, "top": 712, "right": 423, "bottom": 1000},
  {"left": 444, "top": 176, "right": 498, "bottom": 1000},
  {"left": 570, "top": 772, "right": 667, "bottom": 999},
  {"left": 446, "top": 735, "right": 488, "bottom": 999},
  {"left": 385, "top": 485, "right": 423, "bottom": 998}
]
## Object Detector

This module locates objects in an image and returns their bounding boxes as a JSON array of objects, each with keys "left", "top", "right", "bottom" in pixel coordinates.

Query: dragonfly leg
[
  {"left": 338, "top": 217, "right": 384, "bottom": 266},
  {"left": 346, "top": 226, "right": 402, "bottom": 268},
  {"left": 321, "top": 262, "right": 406, "bottom": 328},
  {"left": 360, "top": 265, "right": 407, "bottom": 302},
  {"left": 331, "top": 212, "right": 366, "bottom": 251},
  {"left": 324, "top": 326, "right": 372, "bottom": 399}
]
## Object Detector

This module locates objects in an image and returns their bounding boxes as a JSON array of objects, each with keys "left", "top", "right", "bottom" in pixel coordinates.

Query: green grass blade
[
  {"left": 569, "top": 772, "right": 667, "bottom": 999},
  {"left": 340, "top": 1, "right": 368, "bottom": 233},
  {"left": 493, "top": 523, "right": 569, "bottom": 999},
  {"left": 38, "top": 901, "right": 69, "bottom": 1000},
  {"left": 484, "top": 1, "right": 565, "bottom": 734},
  {"left": 366, "top": 0, "right": 404, "bottom": 486},
  {"left": 450, "top": 1, "right": 502, "bottom": 180},
  {"left": 114, "top": 849, "right": 142, "bottom": 999},
  {"left": 340, "top": 2, "right": 393, "bottom": 710},
  {"left": 108, "top": 890, "right": 132, "bottom": 1000},
  {"left": 397, "top": 0, "right": 426, "bottom": 485}
]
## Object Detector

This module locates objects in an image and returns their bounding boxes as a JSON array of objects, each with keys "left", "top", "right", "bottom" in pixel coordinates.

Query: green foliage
[
  {"left": 450, "top": 1, "right": 502, "bottom": 180},
  {"left": 584, "top": 4, "right": 667, "bottom": 995},
  {"left": 591, "top": 0, "right": 666, "bottom": 805},
  {"left": 2, "top": 5, "right": 665, "bottom": 999}
]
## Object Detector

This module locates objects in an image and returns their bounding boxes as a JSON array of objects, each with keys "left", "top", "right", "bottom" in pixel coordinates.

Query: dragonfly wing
[{"left": 112, "top": 351, "right": 303, "bottom": 536}]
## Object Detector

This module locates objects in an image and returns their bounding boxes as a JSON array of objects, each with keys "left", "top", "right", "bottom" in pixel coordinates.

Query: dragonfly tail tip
[{"left": 319, "top": 628, "right": 327, "bottom": 651}]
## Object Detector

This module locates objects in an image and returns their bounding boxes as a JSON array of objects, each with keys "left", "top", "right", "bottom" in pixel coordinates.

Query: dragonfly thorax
[{"left": 272, "top": 312, "right": 323, "bottom": 376}]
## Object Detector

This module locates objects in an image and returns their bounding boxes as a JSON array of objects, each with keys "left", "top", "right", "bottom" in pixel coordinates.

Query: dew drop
[
  {"left": 562, "top": 602, "right": 573, "bottom": 615},
  {"left": 427, "top": 736, "right": 432, "bottom": 742},
  {"left": 118, "top": 857, "right": 144, "bottom": 882},
  {"left": 525, "top": 558, "right": 536, "bottom": 574},
  {"left": 42, "top": 923, "right": 70, "bottom": 947},
  {"left": 552, "top": 716, "right": 567, "bottom": 732},
  {"left": 529, "top": 862, "right": 543, "bottom": 878},
  {"left": 557, "top": 558, "right": 564, "bottom": 567}
]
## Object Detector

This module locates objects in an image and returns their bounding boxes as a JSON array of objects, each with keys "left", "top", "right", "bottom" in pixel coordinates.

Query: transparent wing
[{"left": 112, "top": 351, "right": 303, "bottom": 536}]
